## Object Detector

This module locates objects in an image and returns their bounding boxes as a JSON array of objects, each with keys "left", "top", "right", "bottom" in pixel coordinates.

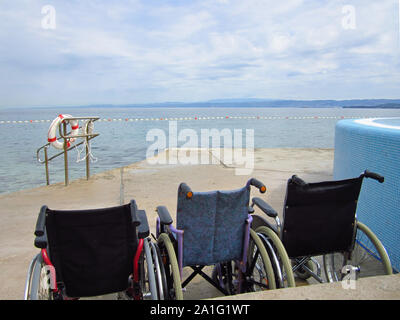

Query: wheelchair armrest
[
  {"left": 156, "top": 206, "right": 173, "bottom": 225},
  {"left": 137, "top": 210, "right": 150, "bottom": 239},
  {"left": 35, "top": 205, "right": 48, "bottom": 237},
  {"left": 34, "top": 229, "right": 48, "bottom": 249},
  {"left": 252, "top": 197, "right": 278, "bottom": 218}
]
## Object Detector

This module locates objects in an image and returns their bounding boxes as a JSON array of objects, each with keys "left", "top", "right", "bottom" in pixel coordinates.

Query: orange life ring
[{"left": 47, "top": 114, "right": 79, "bottom": 150}]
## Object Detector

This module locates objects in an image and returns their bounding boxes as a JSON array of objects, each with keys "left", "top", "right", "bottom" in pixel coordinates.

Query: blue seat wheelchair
[
  {"left": 154, "top": 178, "right": 286, "bottom": 299},
  {"left": 250, "top": 170, "right": 393, "bottom": 287},
  {"left": 24, "top": 200, "right": 163, "bottom": 300}
]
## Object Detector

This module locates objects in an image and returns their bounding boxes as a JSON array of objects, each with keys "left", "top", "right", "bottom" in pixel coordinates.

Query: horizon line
[{"left": 2, "top": 98, "right": 400, "bottom": 109}]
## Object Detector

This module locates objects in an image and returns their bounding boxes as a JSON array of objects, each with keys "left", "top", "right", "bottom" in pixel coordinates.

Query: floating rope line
[{"left": 0, "top": 115, "right": 378, "bottom": 125}]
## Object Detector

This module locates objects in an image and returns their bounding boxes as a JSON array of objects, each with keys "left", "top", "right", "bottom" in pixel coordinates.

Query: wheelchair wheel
[
  {"left": 243, "top": 229, "right": 276, "bottom": 292},
  {"left": 25, "top": 253, "right": 53, "bottom": 300},
  {"left": 150, "top": 241, "right": 168, "bottom": 300},
  {"left": 211, "top": 229, "right": 276, "bottom": 295},
  {"left": 255, "top": 226, "right": 296, "bottom": 288},
  {"left": 158, "top": 233, "right": 183, "bottom": 300},
  {"left": 141, "top": 238, "right": 159, "bottom": 299},
  {"left": 324, "top": 221, "right": 392, "bottom": 282}
]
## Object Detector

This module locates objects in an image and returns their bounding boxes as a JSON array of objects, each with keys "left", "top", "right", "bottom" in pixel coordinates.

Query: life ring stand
[{"left": 47, "top": 114, "right": 79, "bottom": 150}]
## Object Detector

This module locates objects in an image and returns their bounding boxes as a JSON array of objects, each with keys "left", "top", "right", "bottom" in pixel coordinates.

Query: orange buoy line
[{"left": 0, "top": 115, "right": 373, "bottom": 124}]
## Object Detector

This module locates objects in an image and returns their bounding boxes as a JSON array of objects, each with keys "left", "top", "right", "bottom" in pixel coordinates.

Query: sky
[{"left": 0, "top": 0, "right": 399, "bottom": 107}]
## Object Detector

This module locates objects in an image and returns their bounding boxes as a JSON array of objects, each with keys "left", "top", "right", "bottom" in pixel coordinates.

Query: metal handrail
[
  {"left": 36, "top": 133, "right": 99, "bottom": 163},
  {"left": 36, "top": 116, "right": 100, "bottom": 186}
]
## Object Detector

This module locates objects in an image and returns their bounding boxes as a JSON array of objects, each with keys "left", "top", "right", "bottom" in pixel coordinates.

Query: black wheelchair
[
  {"left": 251, "top": 170, "right": 393, "bottom": 287},
  {"left": 24, "top": 200, "right": 164, "bottom": 300},
  {"left": 154, "top": 179, "right": 287, "bottom": 300}
]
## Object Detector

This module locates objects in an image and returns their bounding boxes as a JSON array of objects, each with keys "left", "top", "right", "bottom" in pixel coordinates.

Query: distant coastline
[
  {"left": 342, "top": 103, "right": 400, "bottom": 109},
  {"left": 57, "top": 99, "right": 400, "bottom": 109},
  {"left": 2, "top": 99, "right": 400, "bottom": 110}
]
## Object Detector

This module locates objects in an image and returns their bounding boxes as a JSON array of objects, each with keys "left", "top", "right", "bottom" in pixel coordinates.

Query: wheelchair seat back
[
  {"left": 176, "top": 185, "right": 250, "bottom": 267},
  {"left": 45, "top": 204, "right": 137, "bottom": 297},
  {"left": 282, "top": 176, "right": 363, "bottom": 258}
]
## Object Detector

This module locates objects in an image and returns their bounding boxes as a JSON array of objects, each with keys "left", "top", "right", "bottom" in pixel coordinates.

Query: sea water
[{"left": 0, "top": 106, "right": 399, "bottom": 194}]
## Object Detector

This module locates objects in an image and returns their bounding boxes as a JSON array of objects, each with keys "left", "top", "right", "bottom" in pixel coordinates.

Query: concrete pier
[
  {"left": 213, "top": 274, "right": 400, "bottom": 300},
  {"left": 1, "top": 148, "right": 398, "bottom": 300}
]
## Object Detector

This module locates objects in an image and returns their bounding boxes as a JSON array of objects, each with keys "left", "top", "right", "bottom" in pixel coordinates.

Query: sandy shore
[{"left": 0, "top": 148, "right": 335, "bottom": 299}]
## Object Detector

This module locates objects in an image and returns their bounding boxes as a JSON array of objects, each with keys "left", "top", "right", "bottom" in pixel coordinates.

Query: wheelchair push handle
[
  {"left": 249, "top": 178, "right": 267, "bottom": 193},
  {"left": 290, "top": 175, "right": 307, "bottom": 186},
  {"left": 130, "top": 200, "right": 140, "bottom": 227},
  {"left": 35, "top": 205, "right": 48, "bottom": 237},
  {"left": 363, "top": 170, "right": 384, "bottom": 183},
  {"left": 179, "top": 183, "right": 193, "bottom": 199}
]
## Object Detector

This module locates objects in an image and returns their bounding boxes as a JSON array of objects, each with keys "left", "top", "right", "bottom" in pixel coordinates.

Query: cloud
[{"left": 0, "top": 0, "right": 399, "bottom": 107}]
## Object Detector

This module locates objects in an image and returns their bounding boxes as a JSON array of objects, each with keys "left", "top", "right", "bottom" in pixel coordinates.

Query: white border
[{"left": 354, "top": 118, "right": 400, "bottom": 130}]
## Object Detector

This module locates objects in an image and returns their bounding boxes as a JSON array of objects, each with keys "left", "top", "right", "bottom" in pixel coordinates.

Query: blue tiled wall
[{"left": 334, "top": 119, "right": 400, "bottom": 272}]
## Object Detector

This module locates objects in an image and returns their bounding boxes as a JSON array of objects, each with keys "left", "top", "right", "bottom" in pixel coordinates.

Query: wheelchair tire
[
  {"left": 258, "top": 232, "right": 285, "bottom": 287},
  {"left": 324, "top": 221, "right": 392, "bottom": 282},
  {"left": 255, "top": 226, "right": 296, "bottom": 288},
  {"left": 244, "top": 229, "right": 276, "bottom": 291},
  {"left": 26, "top": 253, "right": 53, "bottom": 300},
  {"left": 158, "top": 233, "right": 183, "bottom": 300}
]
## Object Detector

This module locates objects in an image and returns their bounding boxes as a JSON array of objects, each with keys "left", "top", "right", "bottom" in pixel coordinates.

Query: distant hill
[
  {"left": 202, "top": 99, "right": 400, "bottom": 108},
  {"left": 65, "top": 99, "right": 400, "bottom": 109},
  {"left": 139, "top": 99, "right": 400, "bottom": 108},
  {"left": 343, "top": 103, "right": 400, "bottom": 109}
]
